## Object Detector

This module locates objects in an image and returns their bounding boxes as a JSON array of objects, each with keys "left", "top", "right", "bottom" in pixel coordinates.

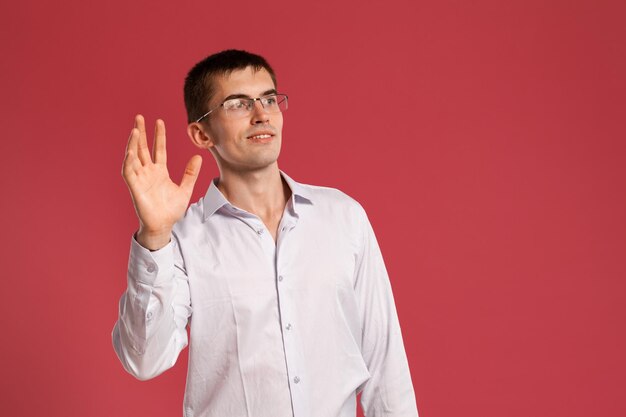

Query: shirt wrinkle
[
  {"left": 233, "top": 294, "right": 251, "bottom": 417},
  {"left": 112, "top": 170, "right": 418, "bottom": 417}
]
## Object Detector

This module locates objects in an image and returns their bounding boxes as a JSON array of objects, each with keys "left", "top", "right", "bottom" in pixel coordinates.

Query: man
[{"left": 113, "top": 49, "right": 418, "bottom": 417}]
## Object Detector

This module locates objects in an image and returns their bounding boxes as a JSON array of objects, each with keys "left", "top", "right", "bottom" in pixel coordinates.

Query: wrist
[{"left": 136, "top": 227, "right": 172, "bottom": 251}]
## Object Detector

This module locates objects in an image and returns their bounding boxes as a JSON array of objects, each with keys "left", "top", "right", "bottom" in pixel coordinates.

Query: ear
[{"left": 187, "top": 122, "right": 215, "bottom": 150}]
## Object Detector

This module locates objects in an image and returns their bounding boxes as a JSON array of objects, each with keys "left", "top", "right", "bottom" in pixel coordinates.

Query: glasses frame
[{"left": 194, "top": 93, "right": 289, "bottom": 123}]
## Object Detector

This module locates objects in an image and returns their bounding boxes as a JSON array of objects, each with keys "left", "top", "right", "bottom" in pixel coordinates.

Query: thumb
[{"left": 180, "top": 155, "right": 203, "bottom": 194}]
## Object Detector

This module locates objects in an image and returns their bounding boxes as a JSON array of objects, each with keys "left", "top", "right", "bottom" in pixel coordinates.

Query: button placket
[
  {"left": 276, "top": 274, "right": 303, "bottom": 406},
  {"left": 275, "top": 210, "right": 308, "bottom": 414}
]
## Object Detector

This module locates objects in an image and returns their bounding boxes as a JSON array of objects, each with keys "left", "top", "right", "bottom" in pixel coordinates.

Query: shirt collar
[{"left": 202, "top": 170, "right": 313, "bottom": 222}]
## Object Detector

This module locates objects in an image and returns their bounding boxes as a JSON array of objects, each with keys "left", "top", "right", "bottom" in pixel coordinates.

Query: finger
[
  {"left": 122, "top": 147, "right": 143, "bottom": 177},
  {"left": 122, "top": 150, "right": 138, "bottom": 183},
  {"left": 123, "top": 128, "right": 139, "bottom": 175},
  {"left": 127, "top": 148, "right": 143, "bottom": 174},
  {"left": 125, "top": 126, "right": 138, "bottom": 155},
  {"left": 124, "top": 126, "right": 143, "bottom": 166},
  {"left": 134, "top": 114, "right": 152, "bottom": 165},
  {"left": 153, "top": 119, "right": 167, "bottom": 165},
  {"left": 179, "top": 155, "right": 203, "bottom": 195}
]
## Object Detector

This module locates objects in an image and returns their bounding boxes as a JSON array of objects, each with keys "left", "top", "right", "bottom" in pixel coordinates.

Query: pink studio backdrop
[{"left": 1, "top": 0, "right": 625, "bottom": 416}]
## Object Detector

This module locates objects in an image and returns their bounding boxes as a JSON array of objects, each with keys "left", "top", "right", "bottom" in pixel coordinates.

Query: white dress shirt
[{"left": 112, "top": 171, "right": 418, "bottom": 417}]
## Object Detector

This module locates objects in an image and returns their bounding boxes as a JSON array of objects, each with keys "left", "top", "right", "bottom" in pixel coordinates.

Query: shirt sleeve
[
  {"left": 354, "top": 208, "right": 419, "bottom": 417},
  {"left": 111, "top": 233, "right": 192, "bottom": 381}
]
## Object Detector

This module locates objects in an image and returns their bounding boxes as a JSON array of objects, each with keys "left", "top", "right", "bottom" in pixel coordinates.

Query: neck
[{"left": 216, "top": 163, "right": 291, "bottom": 220}]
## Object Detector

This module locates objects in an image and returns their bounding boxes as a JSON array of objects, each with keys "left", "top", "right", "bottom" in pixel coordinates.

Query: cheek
[
  {"left": 212, "top": 124, "right": 241, "bottom": 146},
  {"left": 272, "top": 114, "right": 284, "bottom": 130}
]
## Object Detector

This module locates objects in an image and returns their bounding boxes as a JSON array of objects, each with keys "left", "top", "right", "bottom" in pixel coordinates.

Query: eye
[
  {"left": 262, "top": 95, "right": 278, "bottom": 106},
  {"left": 224, "top": 99, "right": 247, "bottom": 110}
]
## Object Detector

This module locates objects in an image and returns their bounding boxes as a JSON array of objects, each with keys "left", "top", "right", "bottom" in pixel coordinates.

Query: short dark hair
[{"left": 184, "top": 49, "right": 277, "bottom": 123}]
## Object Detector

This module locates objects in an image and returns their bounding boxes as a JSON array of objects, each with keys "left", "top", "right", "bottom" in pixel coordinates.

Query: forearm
[
  {"left": 359, "top": 309, "right": 418, "bottom": 416},
  {"left": 112, "top": 236, "right": 191, "bottom": 380},
  {"left": 355, "top": 208, "right": 419, "bottom": 416}
]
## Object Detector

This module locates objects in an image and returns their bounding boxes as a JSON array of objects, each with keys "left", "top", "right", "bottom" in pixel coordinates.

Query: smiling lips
[{"left": 247, "top": 130, "right": 276, "bottom": 142}]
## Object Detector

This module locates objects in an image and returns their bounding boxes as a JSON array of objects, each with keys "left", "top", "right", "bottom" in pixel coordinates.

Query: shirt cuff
[{"left": 128, "top": 235, "right": 175, "bottom": 286}]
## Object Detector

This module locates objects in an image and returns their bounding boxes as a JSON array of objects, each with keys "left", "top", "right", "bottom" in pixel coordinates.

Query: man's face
[{"left": 199, "top": 66, "right": 283, "bottom": 172}]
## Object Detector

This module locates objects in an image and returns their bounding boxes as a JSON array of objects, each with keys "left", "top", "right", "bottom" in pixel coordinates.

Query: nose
[{"left": 251, "top": 100, "right": 270, "bottom": 124}]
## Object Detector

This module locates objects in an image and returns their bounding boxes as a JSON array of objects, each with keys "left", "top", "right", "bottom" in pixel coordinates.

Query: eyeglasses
[{"left": 195, "top": 93, "right": 289, "bottom": 123}]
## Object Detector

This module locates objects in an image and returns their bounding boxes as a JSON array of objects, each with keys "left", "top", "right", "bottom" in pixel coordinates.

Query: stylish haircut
[{"left": 184, "top": 49, "right": 277, "bottom": 123}]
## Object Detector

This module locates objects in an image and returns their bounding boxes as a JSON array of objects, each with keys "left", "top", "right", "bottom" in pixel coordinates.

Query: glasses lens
[
  {"left": 223, "top": 98, "right": 251, "bottom": 117},
  {"left": 222, "top": 94, "right": 288, "bottom": 118},
  {"left": 277, "top": 94, "right": 288, "bottom": 112}
]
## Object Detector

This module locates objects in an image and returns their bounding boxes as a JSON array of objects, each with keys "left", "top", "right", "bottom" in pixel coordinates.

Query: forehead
[{"left": 213, "top": 67, "right": 276, "bottom": 99}]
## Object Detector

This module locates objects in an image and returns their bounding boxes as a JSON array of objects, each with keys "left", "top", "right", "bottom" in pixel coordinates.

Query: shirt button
[
  {"left": 285, "top": 323, "right": 292, "bottom": 331},
  {"left": 256, "top": 229, "right": 264, "bottom": 235},
  {"left": 146, "top": 311, "right": 153, "bottom": 320},
  {"left": 278, "top": 275, "right": 284, "bottom": 282},
  {"left": 146, "top": 264, "right": 156, "bottom": 273},
  {"left": 293, "top": 376, "right": 300, "bottom": 384}
]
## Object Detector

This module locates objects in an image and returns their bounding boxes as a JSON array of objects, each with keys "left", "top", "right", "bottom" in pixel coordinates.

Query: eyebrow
[{"left": 222, "top": 89, "right": 277, "bottom": 102}]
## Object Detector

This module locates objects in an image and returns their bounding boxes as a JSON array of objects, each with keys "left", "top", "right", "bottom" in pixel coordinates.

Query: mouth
[
  {"left": 247, "top": 133, "right": 274, "bottom": 140},
  {"left": 246, "top": 131, "right": 276, "bottom": 143}
]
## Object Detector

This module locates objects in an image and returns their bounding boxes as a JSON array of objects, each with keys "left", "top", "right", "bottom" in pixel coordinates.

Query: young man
[{"left": 113, "top": 50, "right": 418, "bottom": 417}]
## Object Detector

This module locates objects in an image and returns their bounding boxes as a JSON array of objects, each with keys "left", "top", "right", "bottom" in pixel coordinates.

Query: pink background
[{"left": 1, "top": 0, "right": 625, "bottom": 416}]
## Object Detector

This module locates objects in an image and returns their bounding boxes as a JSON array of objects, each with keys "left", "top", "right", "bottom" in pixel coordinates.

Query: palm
[{"left": 123, "top": 115, "right": 202, "bottom": 236}]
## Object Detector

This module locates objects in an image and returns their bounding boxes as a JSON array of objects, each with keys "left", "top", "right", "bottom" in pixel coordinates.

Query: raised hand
[{"left": 122, "top": 115, "right": 202, "bottom": 250}]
